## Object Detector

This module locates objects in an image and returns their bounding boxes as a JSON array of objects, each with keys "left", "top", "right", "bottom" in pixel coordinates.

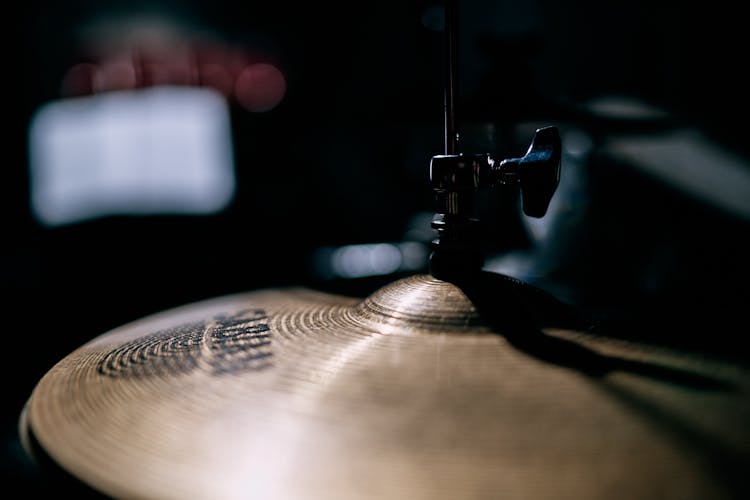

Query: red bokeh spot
[
  {"left": 199, "top": 63, "right": 234, "bottom": 97},
  {"left": 61, "top": 36, "right": 287, "bottom": 113},
  {"left": 95, "top": 61, "right": 137, "bottom": 92},
  {"left": 61, "top": 63, "right": 98, "bottom": 96},
  {"left": 234, "top": 63, "right": 286, "bottom": 112}
]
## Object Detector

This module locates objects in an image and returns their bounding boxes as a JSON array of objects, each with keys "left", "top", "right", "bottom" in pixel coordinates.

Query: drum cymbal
[{"left": 21, "top": 272, "right": 750, "bottom": 499}]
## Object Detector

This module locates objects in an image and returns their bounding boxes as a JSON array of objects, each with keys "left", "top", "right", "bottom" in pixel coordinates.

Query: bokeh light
[{"left": 234, "top": 63, "right": 287, "bottom": 113}]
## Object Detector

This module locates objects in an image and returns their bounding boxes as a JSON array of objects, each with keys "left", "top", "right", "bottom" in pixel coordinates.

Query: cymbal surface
[{"left": 23, "top": 274, "right": 750, "bottom": 499}]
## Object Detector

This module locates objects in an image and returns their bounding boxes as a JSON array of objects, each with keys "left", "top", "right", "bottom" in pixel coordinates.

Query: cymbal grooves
[{"left": 355, "top": 275, "right": 489, "bottom": 331}]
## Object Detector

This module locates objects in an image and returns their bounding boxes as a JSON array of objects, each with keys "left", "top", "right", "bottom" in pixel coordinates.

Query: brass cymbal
[{"left": 21, "top": 273, "right": 750, "bottom": 499}]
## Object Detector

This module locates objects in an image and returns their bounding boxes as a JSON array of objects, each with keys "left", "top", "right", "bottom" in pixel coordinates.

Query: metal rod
[{"left": 444, "top": 0, "right": 458, "bottom": 155}]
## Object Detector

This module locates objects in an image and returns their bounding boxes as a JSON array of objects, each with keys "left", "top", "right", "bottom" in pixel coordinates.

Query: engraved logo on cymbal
[{"left": 97, "top": 308, "right": 271, "bottom": 378}]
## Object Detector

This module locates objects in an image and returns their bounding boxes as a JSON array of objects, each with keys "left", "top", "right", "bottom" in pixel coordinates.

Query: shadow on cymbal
[
  {"left": 455, "top": 271, "right": 735, "bottom": 392},
  {"left": 458, "top": 271, "right": 748, "bottom": 498}
]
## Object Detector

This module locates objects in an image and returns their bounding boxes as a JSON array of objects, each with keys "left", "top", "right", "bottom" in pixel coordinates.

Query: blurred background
[{"left": 5, "top": 0, "right": 750, "bottom": 493}]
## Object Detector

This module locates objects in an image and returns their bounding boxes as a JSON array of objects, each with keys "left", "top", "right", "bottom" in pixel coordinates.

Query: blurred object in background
[
  {"left": 29, "top": 86, "right": 235, "bottom": 227},
  {"left": 487, "top": 95, "right": 750, "bottom": 360},
  {"left": 309, "top": 211, "right": 433, "bottom": 294},
  {"left": 27, "top": 7, "right": 291, "bottom": 228},
  {"left": 312, "top": 240, "right": 428, "bottom": 280}
]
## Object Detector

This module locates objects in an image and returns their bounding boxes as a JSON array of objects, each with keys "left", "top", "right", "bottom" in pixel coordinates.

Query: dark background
[{"left": 5, "top": 0, "right": 750, "bottom": 494}]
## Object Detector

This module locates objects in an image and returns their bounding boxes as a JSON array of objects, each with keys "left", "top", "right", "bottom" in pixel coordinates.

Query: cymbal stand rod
[
  {"left": 429, "top": 0, "right": 562, "bottom": 280},
  {"left": 430, "top": 0, "right": 483, "bottom": 280},
  {"left": 444, "top": 0, "right": 458, "bottom": 155}
]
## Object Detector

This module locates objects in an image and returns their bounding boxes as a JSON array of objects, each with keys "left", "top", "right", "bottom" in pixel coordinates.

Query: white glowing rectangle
[{"left": 29, "top": 86, "right": 235, "bottom": 226}]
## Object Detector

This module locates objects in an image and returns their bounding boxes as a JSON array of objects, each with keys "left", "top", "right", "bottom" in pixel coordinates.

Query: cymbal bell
[{"left": 21, "top": 273, "right": 750, "bottom": 499}]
